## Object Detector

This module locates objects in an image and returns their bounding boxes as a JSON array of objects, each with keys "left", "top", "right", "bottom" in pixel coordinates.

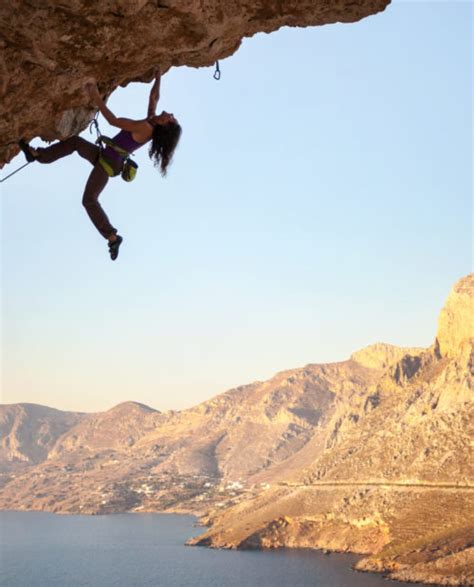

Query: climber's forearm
[
  {"left": 94, "top": 95, "right": 119, "bottom": 126},
  {"left": 147, "top": 68, "right": 161, "bottom": 116},
  {"left": 147, "top": 88, "right": 160, "bottom": 116},
  {"left": 94, "top": 98, "right": 143, "bottom": 132},
  {"left": 85, "top": 82, "right": 119, "bottom": 126}
]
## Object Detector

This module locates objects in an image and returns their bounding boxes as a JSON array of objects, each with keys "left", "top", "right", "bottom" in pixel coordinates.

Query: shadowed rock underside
[{"left": 0, "top": 0, "right": 391, "bottom": 165}]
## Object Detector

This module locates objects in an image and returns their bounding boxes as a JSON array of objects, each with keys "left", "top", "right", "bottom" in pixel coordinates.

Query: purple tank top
[{"left": 102, "top": 130, "right": 147, "bottom": 162}]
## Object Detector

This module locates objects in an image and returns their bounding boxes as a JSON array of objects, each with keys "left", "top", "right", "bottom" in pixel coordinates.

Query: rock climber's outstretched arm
[
  {"left": 147, "top": 67, "right": 161, "bottom": 117},
  {"left": 85, "top": 82, "right": 149, "bottom": 134}
]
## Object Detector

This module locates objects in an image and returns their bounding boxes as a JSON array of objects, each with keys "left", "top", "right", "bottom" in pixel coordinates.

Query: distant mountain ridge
[
  {"left": 0, "top": 404, "right": 86, "bottom": 470},
  {"left": 1, "top": 274, "right": 472, "bottom": 586},
  {"left": 0, "top": 349, "right": 415, "bottom": 483}
]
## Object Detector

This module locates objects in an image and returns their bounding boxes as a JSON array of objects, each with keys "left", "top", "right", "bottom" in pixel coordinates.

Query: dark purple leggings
[{"left": 36, "top": 136, "right": 122, "bottom": 239}]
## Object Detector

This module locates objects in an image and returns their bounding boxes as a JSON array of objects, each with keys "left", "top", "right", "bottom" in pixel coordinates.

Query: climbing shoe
[
  {"left": 18, "top": 139, "right": 37, "bottom": 162},
  {"left": 108, "top": 235, "right": 123, "bottom": 261}
]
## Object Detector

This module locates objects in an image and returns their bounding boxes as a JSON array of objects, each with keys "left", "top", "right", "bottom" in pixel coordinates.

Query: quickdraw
[{"left": 213, "top": 60, "right": 221, "bottom": 80}]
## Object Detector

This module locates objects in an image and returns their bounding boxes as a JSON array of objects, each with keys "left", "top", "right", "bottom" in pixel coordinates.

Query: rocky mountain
[
  {"left": 0, "top": 0, "right": 391, "bottom": 165},
  {"left": 0, "top": 404, "right": 86, "bottom": 472},
  {"left": 0, "top": 358, "right": 387, "bottom": 512},
  {"left": 189, "top": 275, "right": 474, "bottom": 586},
  {"left": 1, "top": 273, "right": 472, "bottom": 586}
]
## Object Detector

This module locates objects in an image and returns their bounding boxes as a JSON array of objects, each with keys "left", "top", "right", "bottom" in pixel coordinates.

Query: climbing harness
[
  {"left": 213, "top": 60, "right": 221, "bottom": 81},
  {"left": 1, "top": 114, "right": 139, "bottom": 184},
  {"left": 0, "top": 161, "right": 31, "bottom": 183},
  {"left": 89, "top": 115, "right": 138, "bottom": 182}
]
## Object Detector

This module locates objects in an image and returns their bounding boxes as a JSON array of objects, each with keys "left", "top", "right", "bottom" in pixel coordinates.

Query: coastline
[
  {"left": 1, "top": 510, "right": 417, "bottom": 587},
  {"left": 1, "top": 507, "right": 457, "bottom": 586}
]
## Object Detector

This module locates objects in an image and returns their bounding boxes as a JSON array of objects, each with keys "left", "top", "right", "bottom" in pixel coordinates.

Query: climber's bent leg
[
  {"left": 82, "top": 163, "right": 118, "bottom": 240},
  {"left": 36, "top": 137, "right": 99, "bottom": 165}
]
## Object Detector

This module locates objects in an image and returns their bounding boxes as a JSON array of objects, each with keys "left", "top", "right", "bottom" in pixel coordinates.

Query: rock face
[
  {"left": 0, "top": 404, "right": 85, "bottom": 471},
  {"left": 0, "top": 0, "right": 391, "bottom": 165},
  {"left": 350, "top": 342, "right": 424, "bottom": 370},
  {"left": 1, "top": 274, "right": 472, "bottom": 586},
  {"left": 437, "top": 275, "right": 474, "bottom": 360},
  {"left": 188, "top": 275, "right": 474, "bottom": 586}
]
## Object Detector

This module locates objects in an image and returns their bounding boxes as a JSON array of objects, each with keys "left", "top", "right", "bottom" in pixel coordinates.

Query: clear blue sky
[{"left": 1, "top": 1, "right": 472, "bottom": 412}]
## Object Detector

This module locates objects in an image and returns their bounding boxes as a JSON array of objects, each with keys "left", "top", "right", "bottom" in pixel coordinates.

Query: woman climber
[{"left": 18, "top": 68, "right": 182, "bottom": 260}]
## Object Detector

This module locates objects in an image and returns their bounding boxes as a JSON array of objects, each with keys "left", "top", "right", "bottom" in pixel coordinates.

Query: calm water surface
[{"left": 0, "top": 512, "right": 413, "bottom": 587}]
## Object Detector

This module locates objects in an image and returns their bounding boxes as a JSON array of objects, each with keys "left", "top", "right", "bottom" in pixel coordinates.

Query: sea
[{"left": 0, "top": 512, "right": 414, "bottom": 587}]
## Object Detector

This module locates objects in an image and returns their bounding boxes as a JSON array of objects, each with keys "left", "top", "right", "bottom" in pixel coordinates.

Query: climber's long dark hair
[{"left": 149, "top": 121, "right": 182, "bottom": 176}]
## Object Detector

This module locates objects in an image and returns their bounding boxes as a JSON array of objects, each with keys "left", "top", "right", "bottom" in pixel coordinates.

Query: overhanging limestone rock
[{"left": 0, "top": 0, "right": 391, "bottom": 166}]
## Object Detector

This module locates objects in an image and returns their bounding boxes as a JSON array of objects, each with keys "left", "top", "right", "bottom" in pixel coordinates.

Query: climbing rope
[
  {"left": 213, "top": 60, "right": 221, "bottom": 81},
  {"left": 0, "top": 161, "right": 32, "bottom": 183},
  {"left": 0, "top": 141, "right": 34, "bottom": 183},
  {"left": 1, "top": 114, "right": 101, "bottom": 184}
]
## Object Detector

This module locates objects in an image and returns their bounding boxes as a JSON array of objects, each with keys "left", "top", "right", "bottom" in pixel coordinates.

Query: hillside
[
  {"left": 189, "top": 274, "right": 474, "bottom": 586},
  {"left": 1, "top": 274, "right": 472, "bottom": 586},
  {"left": 0, "top": 404, "right": 86, "bottom": 472}
]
